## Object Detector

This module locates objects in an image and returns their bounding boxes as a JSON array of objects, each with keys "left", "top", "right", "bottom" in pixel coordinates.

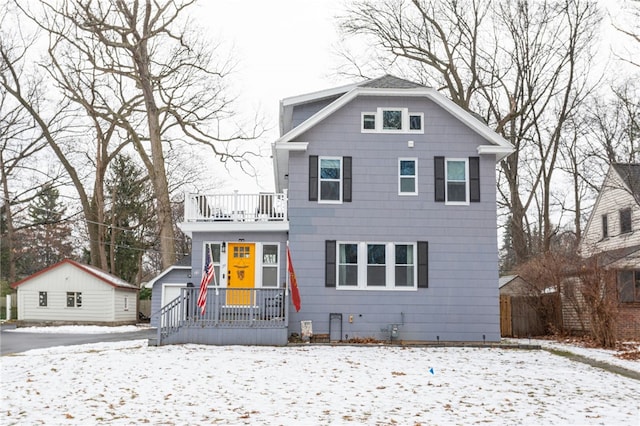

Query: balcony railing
[{"left": 184, "top": 191, "right": 288, "bottom": 223}]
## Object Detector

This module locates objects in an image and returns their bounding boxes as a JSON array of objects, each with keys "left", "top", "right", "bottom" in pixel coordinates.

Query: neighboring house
[
  {"left": 11, "top": 259, "right": 139, "bottom": 325},
  {"left": 570, "top": 163, "right": 640, "bottom": 339},
  {"left": 150, "top": 75, "right": 513, "bottom": 345},
  {"left": 498, "top": 275, "right": 533, "bottom": 296}
]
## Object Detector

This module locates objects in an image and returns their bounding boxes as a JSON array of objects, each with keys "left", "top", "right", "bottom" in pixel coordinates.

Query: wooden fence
[{"left": 500, "top": 293, "right": 562, "bottom": 337}]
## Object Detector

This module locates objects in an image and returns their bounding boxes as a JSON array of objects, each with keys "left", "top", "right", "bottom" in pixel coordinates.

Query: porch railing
[
  {"left": 156, "top": 287, "right": 287, "bottom": 345},
  {"left": 184, "top": 191, "right": 288, "bottom": 222}
]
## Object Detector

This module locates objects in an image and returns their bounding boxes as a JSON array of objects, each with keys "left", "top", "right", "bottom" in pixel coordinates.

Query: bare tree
[
  {"left": 7, "top": 0, "right": 265, "bottom": 271},
  {"left": 339, "top": 0, "right": 602, "bottom": 262}
]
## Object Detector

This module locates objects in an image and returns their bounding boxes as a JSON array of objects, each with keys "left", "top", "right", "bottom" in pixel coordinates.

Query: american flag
[{"left": 197, "top": 249, "right": 215, "bottom": 315}]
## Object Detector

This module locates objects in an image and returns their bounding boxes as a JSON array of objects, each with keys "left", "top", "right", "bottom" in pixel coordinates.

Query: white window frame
[
  {"left": 66, "top": 292, "right": 82, "bottom": 308},
  {"left": 336, "top": 242, "right": 417, "bottom": 290},
  {"left": 409, "top": 113, "right": 423, "bottom": 131},
  {"left": 124, "top": 296, "right": 129, "bottom": 311},
  {"left": 203, "top": 242, "right": 223, "bottom": 287},
  {"left": 318, "top": 156, "right": 343, "bottom": 204},
  {"left": 258, "top": 243, "right": 280, "bottom": 288},
  {"left": 361, "top": 112, "right": 376, "bottom": 132},
  {"left": 360, "top": 108, "right": 424, "bottom": 134},
  {"left": 398, "top": 158, "right": 418, "bottom": 196},
  {"left": 337, "top": 242, "right": 359, "bottom": 287},
  {"left": 445, "top": 158, "right": 470, "bottom": 205}
]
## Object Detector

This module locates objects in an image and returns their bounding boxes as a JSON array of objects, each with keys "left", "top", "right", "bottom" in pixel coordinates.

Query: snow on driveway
[{"left": 2, "top": 340, "right": 639, "bottom": 425}]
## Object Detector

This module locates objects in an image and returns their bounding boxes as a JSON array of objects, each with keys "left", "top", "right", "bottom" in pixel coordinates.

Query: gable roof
[
  {"left": 10, "top": 259, "right": 139, "bottom": 290},
  {"left": 612, "top": 163, "right": 640, "bottom": 198},
  {"left": 273, "top": 75, "right": 514, "bottom": 192},
  {"left": 144, "top": 256, "right": 192, "bottom": 289}
]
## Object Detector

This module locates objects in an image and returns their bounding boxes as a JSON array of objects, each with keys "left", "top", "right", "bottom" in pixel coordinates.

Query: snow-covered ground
[
  {"left": 1, "top": 328, "right": 639, "bottom": 425},
  {"left": 3, "top": 325, "right": 145, "bottom": 334}
]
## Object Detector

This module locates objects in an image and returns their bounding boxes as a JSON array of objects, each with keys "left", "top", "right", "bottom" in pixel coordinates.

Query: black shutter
[
  {"left": 434, "top": 157, "right": 445, "bottom": 202},
  {"left": 469, "top": 156, "right": 480, "bottom": 202},
  {"left": 417, "top": 241, "right": 428, "bottom": 288},
  {"left": 325, "top": 240, "right": 336, "bottom": 287},
  {"left": 309, "top": 155, "right": 318, "bottom": 201},
  {"left": 343, "top": 156, "right": 352, "bottom": 202}
]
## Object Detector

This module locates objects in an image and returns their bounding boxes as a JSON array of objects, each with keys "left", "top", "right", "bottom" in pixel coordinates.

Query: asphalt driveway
[{"left": 0, "top": 324, "right": 155, "bottom": 355}]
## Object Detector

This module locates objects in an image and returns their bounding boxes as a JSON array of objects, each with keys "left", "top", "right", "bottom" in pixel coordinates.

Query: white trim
[
  {"left": 274, "top": 142, "right": 309, "bottom": 151},
  {"left": 145, "top": 265, "right": 191, "bottom": 289},
  {"left": 477, "top": 144, "right": 513, "bottom": 161},
  {"left": 361, "top": 112, "right": 376, "bottom": 132},
  {"left": 276, "top": 86, "right": 513, "bottom": 163},
  {"left": 318, "top": 156, "right": 343, "bottom": 204},
  {"left": 258, "top": 242, "right": 281, "bottom": 288},
  {"left": 398, "top": 158, "right": 418, "bottom": 196},
  {"left": 280, "top": 81, "right": 360, "bottom": 107},
  {"left": 336, "top": 241, "right": 418, "bottom": 290},
  {"left": 445, "top": 158, "right": 470, "bottom": 206}
]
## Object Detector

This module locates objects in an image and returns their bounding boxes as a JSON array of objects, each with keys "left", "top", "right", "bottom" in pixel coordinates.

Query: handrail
[
  {"left": 184, "top": 191, "right": 288, "bottom": 223},
  {"left": 156, "top": 287, "right": 287, "bottom": 345}
]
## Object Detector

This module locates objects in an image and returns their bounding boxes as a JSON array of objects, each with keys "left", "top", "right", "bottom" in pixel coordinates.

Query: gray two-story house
[{"left": 148, "top": 75, "right": 513, "bottom": 345}]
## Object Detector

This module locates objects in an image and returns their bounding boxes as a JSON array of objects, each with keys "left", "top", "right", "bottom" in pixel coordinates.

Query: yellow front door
[{"left": 227, "top": 243, "right": 255, "bottom": 305}]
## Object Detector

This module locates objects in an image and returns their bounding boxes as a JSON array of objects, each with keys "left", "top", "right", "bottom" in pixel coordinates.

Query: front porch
[{"left": 151, "top": 287, "right": 289, "bottom": 346}]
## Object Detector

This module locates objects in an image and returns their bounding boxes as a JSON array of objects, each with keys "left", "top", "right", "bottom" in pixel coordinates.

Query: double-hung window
[
  {"left": 435, "top": 157, "right": 480, "bottom": 204},
  {"left": 39, "top": 291, "right": 47, "bottom": 307},
  {"left": 395, "top": 244, "right": 415, "bottom": 287},
  {"left": 319, "top": 157, "right": 342, "bottom": 202},
  {"left": 446, "top": 159, "right": 468, "bottom": 203},
  {"left": 309, "top": 156, "right": 352, "bottom": 203},
  {"left": 399, "top": 158, "right": 417, "bottom": 195},
  {"left": 367, "top": 244, "right": 386, "bottom": 287},
  {"left": 338, "top": 243, "right": 359, "bottom": 287}
]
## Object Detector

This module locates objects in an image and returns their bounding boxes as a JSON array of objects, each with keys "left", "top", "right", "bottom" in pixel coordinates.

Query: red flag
[
  {"left": 197, "top": 249, "right": 215, "bottom": 315},
  {"left": 287, "top": 246, "right": 301, "bottom": 312}
]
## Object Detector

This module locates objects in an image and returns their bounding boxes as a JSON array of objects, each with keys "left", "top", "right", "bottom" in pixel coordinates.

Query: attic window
[
  {"left": 361, "top": 108, "right": 424, "bottom": 133},
  {"left": 620, "top": 208, "right": 632, "bottom": 234},
  {"left": 383, "top": 110, "right": 402, "bottom": 130}
]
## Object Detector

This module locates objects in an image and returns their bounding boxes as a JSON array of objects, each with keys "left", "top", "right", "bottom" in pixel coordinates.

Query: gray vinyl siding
[
  {"left": 149, "top": 267, "right": 191, "bottom": 328},
  {"left": 286, "top": 96, "right": 344, "bottom": 133},
  {"left": 286, "top": 95, "right": 501, "bottom": 342}
]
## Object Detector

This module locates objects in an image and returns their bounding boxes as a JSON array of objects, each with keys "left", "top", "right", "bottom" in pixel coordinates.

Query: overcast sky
[{"left": 192, "top": 0, "right": 352, "bottom": 192}]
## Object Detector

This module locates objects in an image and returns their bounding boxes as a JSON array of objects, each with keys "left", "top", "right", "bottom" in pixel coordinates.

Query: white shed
[{"left": 11, "top": 259, "right": 139, "bottom": 325}]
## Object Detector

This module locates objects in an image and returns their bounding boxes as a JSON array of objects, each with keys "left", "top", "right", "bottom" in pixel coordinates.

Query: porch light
[{"left": 221, "top": 242, "right": 226, "bottom": 252}]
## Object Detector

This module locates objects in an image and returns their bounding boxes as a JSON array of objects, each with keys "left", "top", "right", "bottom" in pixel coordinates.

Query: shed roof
[{"left": 10, "top": 259, "right": 139, "bottom": 290}]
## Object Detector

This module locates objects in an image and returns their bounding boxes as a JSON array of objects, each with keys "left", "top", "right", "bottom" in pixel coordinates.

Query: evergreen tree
[
  {"left": 105, "top": 155, "right": 154, "bottom": 284},
  {"left": 23, "top": 183, "right": 74, "bottom": 273}
]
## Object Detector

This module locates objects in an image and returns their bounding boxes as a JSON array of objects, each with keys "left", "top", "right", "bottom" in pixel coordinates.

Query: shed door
[{"left": 227, "top": 243, "right": 255, "bottom": 305}]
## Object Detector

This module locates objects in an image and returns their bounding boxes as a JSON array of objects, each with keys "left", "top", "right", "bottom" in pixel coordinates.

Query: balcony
[{"left": 179, "top": 191, "right": 289, "bottom": 234}]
